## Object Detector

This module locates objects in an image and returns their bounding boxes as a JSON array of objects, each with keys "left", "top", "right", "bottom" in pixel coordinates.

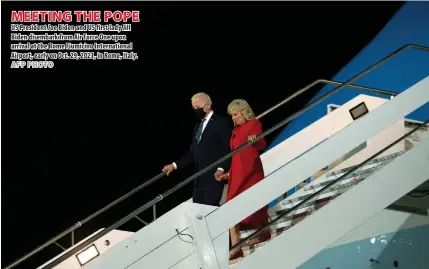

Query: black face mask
[{"left": 195, "top": 108, "right": 206, "bottom": 120}]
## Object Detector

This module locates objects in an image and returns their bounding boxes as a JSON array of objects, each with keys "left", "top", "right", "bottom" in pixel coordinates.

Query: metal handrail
[
  {"left": 256, "top": 79, "right": 396, "bottom": 119},
  {"left": 33, "top": 44, "right": 429, "bottom": 269},
  {"left": 4, "top": 87, "right": 394, "bottom": 269},
  {"left": 4, "top": 80, "right": 393, "bottom": 269},
  {"left": 231, "top": 118, "right": 429, "bottom": 250},
  {"left": 2, "top": 171, "right": 166, "bottom": 269}
]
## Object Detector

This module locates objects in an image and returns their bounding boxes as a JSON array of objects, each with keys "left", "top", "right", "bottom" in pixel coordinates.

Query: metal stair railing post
[
  {"left": 2, "top": 171, "right": 165, "bottom": 269},
  {"left": 230, "top": 118, "right": 429, "bottom": 251},
  {"left": 4, "top": 82, "right": 396, "bottom": 269},
  {"left": 33, "top": 44, "right": 429, "bottom": 269}
]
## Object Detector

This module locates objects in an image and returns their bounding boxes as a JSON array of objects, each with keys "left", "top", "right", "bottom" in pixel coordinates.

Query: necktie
[{"left": 196, "top": 119, "right": 205, "bottom": 144}]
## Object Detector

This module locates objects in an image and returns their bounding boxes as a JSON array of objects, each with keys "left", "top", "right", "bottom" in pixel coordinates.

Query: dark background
[{"left": 1, "top": 1, "right": 403, "bottom": 268}]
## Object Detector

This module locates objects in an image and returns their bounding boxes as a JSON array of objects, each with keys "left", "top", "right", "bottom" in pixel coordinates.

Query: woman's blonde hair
[{"left": 227, "top": 99, "right": 256, "bottom": 121}]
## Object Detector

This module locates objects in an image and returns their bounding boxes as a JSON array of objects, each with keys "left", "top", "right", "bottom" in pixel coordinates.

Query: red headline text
[{"left": 11, "top": 10, "right": 140, "bottom": 23}]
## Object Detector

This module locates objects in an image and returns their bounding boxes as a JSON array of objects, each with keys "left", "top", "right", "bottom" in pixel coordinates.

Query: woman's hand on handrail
[{"left": 248, "top": 134, "right": 257, "bottom": 141}]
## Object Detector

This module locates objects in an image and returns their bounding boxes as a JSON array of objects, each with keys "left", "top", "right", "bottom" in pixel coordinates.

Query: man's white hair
[{"left": 191, "top": 92, "right": 212, "bottom": 105}]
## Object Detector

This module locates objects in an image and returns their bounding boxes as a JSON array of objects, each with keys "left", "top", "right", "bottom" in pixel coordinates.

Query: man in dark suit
[{"left": 163, "top": 92, "right": 232, "bottom": 206}]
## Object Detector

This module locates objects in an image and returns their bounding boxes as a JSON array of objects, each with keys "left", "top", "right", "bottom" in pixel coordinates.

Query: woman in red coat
[{"left": 216, "top": 99, "right": 270, "bottom": 260}]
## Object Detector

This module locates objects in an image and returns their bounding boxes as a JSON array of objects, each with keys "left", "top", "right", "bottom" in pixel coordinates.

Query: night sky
[{"left": 1, "top": 1, "right": 403, "bottom": 268}]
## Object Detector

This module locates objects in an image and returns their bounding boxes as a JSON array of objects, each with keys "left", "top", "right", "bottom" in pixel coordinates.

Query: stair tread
[
  {"left": 231, "top": 198, "right": 334, "bottom": 267},
  {"left": 228, "top": 151, "right": 406, "bottom": 267}
]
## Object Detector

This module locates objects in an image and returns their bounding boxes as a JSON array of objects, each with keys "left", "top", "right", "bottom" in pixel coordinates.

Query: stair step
[
  {"left": 269, "top": 150, "right": 404, "bottom": 215},
  {"left": 241, "top": 194, "right": 336, "bottom": 236},
  {"left": 231, "top": 198, "right": 333, "bottom": 267},
  {"left": 229, "top": 151, "right": 406, "bottom": 268}
]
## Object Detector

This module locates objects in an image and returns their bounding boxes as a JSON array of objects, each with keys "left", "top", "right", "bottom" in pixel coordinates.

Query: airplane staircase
[
  {"left": 230, "top": 148, "right": 429, "bottom": 267},
  {"left": 4, "top": 44, "right": 429, "bottom": 269}
]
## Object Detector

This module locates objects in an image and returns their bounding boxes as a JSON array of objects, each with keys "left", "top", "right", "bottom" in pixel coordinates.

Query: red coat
[{"left": 227, "top": 119, "right": 268, "bottom": 228}]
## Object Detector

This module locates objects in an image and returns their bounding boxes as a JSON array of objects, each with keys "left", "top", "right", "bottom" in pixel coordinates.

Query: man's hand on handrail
[{"left": 162, "top": 164, "right": 176, "bottom": 176}]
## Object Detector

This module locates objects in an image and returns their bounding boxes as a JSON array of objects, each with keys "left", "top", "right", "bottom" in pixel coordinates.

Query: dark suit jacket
[{"left": 176, "top": 112, "right": 232, "bottom": 188}]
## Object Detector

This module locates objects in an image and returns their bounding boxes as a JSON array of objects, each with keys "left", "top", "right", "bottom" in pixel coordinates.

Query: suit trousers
[{"left": 192, "top": 175, "right": 224, "bottom": 206}]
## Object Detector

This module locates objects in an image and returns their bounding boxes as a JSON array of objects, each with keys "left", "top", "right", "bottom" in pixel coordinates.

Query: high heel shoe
[
  {"left": 229, "top": 248, "right": 243, "bottom": 260},
  {"left": 247, "top": 229, "right": 271, "bottom": 246}
]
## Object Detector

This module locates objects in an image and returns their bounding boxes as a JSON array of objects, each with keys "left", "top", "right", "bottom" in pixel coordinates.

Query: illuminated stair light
[
  {"left": 349, "top": 102, "right": 369, "bottom": 120},
  {"left": 75, "top": 244, "right": 99, "bottom": 266}
]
